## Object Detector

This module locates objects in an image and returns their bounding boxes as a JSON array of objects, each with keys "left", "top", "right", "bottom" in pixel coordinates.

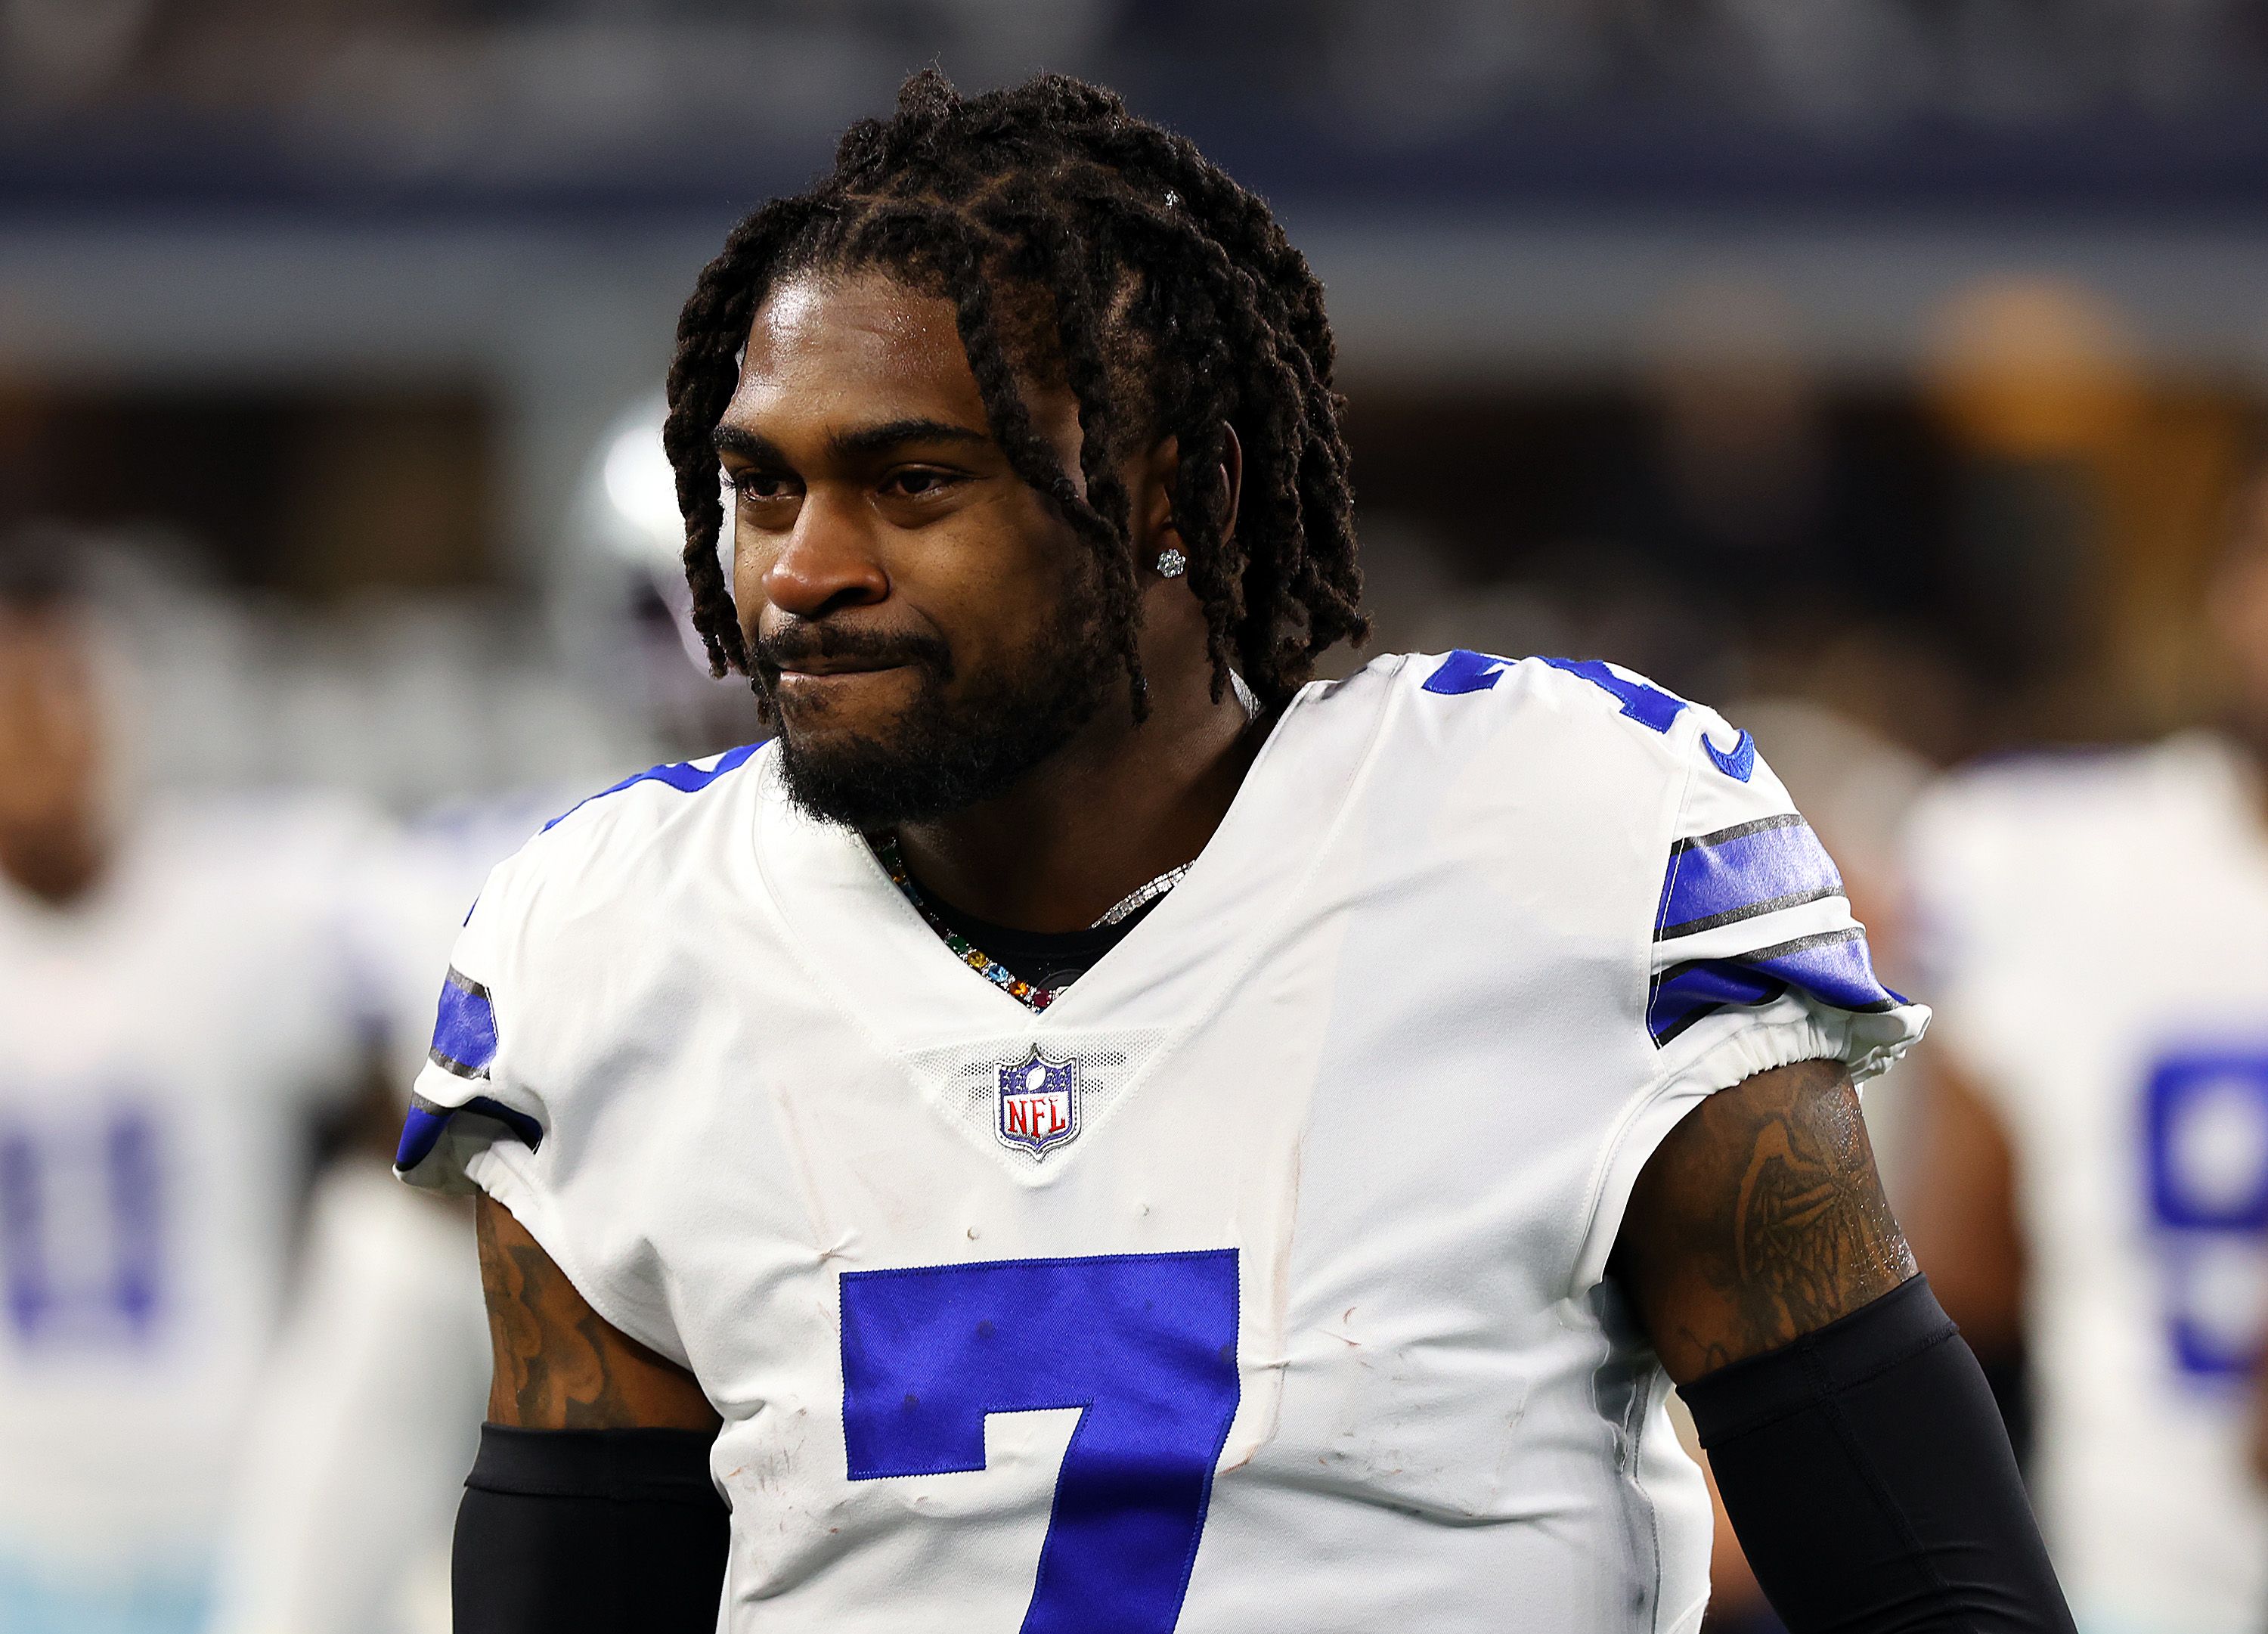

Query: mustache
[{"left": 753, "top": 620, "right": 953, "bottom": 679}]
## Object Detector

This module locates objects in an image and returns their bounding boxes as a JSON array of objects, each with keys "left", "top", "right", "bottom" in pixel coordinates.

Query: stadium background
[{"left": 4, "top": 3, "right": 2266, "bottom": 1631}]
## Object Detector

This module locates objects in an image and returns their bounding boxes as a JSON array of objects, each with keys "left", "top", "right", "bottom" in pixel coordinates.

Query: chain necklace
[
  {"left": 872, "top": 835, "right": 1194, "bottom": 1012},
  {"left": 870, "top": 674, "right": 1255, "bottom": 1012},
  {"left": 1090, "top": 860, "right": 1194, "bottom": 926}
]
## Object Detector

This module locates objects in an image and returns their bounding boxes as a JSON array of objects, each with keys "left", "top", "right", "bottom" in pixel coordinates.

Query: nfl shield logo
[{"left": 996, "top": 1046, "right": 1080, "bottom": 1158}]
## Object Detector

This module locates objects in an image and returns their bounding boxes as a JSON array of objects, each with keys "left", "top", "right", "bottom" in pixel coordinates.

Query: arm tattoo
[
  {"left": 476, "top": 1195, "right": 717, "bottom": 1431},
  {"left": 1616, "top": 1057, "right": 1918, "bottom": 1382}
]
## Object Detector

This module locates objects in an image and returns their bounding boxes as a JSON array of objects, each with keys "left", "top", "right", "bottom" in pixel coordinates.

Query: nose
[{"left": 756, "top": 489, "right": 889, "bottom": 621}]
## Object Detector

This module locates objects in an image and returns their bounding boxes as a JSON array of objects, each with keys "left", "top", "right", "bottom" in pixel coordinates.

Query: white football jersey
[
  {"left": 358, "top": 789, "right": 596, "bottom": 1096},
  {"left": 399, "top": 651, "right": 1926, "bottom": 1634},
  {"left": 1907, "top": 734, "right": 2268, "bottom": 1634},
  {"left": 0, "top": 794, "right": 376, "bottom": 1631},
  {"left": 206, "top": 1162, "right": 480, "bottom": 1634}
]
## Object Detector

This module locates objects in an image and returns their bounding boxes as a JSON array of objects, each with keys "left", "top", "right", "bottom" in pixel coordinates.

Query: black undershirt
[{"left": 912, "top": 880, "right": 1166, "bottom": 994}]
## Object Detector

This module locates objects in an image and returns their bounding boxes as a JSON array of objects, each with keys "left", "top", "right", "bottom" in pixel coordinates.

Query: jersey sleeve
[
  {"left": 388, "top": 749, "right": 767, "bottom": 1372},
  {"left": 1575, "top": 697, "right": 1932, "bottom": 1288},
  {"left": 1644, "top": 705, "right": 1929, "bottom": 1087},
  {"left": 391, "top": 854, "right": 550, "bottom": 1200}
]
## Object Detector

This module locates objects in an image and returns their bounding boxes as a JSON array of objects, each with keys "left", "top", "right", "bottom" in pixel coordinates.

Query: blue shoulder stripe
[
  {"left": 1648, "top": 928, "right": 1904, "bottom": 1046},
  {"left": 1657, "top": 814, "right": 1845, "bottom": 940},
  {"left": 1745, "top": 927, "right": 1903, "bottom": 1014},
  {"left": 542, "top": 741, "right": 763, "bottom": 833},
  {"left": 394, "top": 1092, "right": 544, "bottom": 1173},
  {"left": 428, "top": 968, "right": 499, "bottom": 1079}
]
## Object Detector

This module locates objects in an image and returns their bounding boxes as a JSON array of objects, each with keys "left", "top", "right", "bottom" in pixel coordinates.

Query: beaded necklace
[{"left": 872, "top": 835, "right": 1192, "bottom": 1013}]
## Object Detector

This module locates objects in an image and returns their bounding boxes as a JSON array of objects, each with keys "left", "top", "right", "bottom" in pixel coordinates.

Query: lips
[
  {"left": 757, "top": 634, "right": 931, "bottom": 674},
  {"left": 755, "top": 621, "right": 953, "bottom": 690},
  {"left": 774, "top": 659, "right": 905, "bottom": 678},
  {"left": 769, "top": 661, "right": 916, "bottom": 708}
]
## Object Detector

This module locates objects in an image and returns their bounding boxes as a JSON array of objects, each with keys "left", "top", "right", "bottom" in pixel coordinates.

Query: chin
[
  {"left": 764, "top": 626, "right": 1111, "bottom": 829},
  {"left": 773, "top": 731, "right": 966, "bottom": 830},
  {"left": 773, "top": 699, "right": 1091, "bottom": 832}
]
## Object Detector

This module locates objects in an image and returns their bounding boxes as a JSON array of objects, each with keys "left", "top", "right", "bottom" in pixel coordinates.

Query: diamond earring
[{"left": 1155, "top": 548, "right": 1187, "bottom": 579}]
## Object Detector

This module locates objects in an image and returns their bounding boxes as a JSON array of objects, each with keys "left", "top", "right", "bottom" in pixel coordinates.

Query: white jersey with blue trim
[
  {"left": 398, "top": 651, "right": 1926, "bottom": 1634},
  {"left": 1906, "top": 733, "right": 2268, "bottom": 1634},
  {"left": 0, "top": 792, "right": 378, "bottom": 1632}
]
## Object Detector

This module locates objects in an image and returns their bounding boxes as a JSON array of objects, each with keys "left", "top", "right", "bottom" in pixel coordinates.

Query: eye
[
  {"left": 881, "top": 467, "right": 962, "bottom": 500},
  {"left": 730, "top": 470, "right": 796, "bottom": 504}
]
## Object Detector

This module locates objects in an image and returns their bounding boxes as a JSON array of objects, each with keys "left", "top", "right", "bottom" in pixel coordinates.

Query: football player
[
  {"left": 1903, "top": 474, "right": 2268, "bottom": 1634},
  {"left": 398, "top": 73, "right": 2072, "bottom": 1632},
  {"left": 0, "top": 543, "right": 378, "bottom": 1630},
  {"left": 207, "top": 796, "right": 550, "bottom": 1634}
]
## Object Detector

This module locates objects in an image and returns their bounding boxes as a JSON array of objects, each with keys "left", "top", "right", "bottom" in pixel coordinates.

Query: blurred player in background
[
  {"left": 207, "top": 467, "right": 714, "bottom": 1634},
  {"left": 1903, "top": 473, "right": 2268, "bottom": 1634},
  {"left": 203, "top": 799, "right": 531, "bottom": 1634},
  {"left": 0, "top": 540, "right": 380, "bottom": 1632}
]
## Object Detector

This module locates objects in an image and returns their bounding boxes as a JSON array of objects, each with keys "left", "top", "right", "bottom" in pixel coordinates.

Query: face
[
  {"left": 717, "top": 268, "right": 1122, "bottom": 829},
  {"left": 2214, "top": 481, "right": 2268, "bottom": 741},
  {"left": 0, "top": 607, "right": 107, "bottom": 898}
]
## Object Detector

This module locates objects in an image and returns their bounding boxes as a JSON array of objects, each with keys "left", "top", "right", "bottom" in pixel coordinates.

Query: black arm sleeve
[
  {"left": 453, "top": 1425, "right": 727, "bottom": 1634},
  {"left": 1681, "top": 1275, "right": 2074, "bottom": 1634}
]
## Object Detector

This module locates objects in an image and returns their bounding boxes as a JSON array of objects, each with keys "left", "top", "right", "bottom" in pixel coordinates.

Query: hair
[{"left": 662, "top": 69, "right": 1367, "bottom": 717}]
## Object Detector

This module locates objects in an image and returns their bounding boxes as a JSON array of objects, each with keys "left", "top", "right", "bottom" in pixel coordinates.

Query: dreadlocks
[{"left": 662, "top": 69, "right": 1366, "bottom": 717}]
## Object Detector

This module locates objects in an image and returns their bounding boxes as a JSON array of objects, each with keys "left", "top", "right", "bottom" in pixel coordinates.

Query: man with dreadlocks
[{"left": 398, "top": 72, "right": 2071, "bottom": 1634}]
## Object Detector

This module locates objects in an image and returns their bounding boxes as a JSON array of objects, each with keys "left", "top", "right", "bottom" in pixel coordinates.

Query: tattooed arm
[
  {"left": 457, "top": 1198, "right": 728, "bottom": 1632},
  {"left": 476, "top": 1194, "right": 719, "bottom": 1430},
  {"left": 1612, "top": 1059, "right": 2074, "bottom": 1632},
  {"left": 1611, "top": 1056, "right": 1914, "bottom": 1382}
]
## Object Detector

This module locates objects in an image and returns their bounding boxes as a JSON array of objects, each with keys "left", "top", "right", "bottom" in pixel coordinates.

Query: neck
[
  {"left": 2225, "top": 714, "right": 2268, "bottom": 834},
  {"left": 891, "top": 669, "right": 1265, "bottom": 934},
  {"left": 0, "top": 823, "right": 108, "bottom": 909}
]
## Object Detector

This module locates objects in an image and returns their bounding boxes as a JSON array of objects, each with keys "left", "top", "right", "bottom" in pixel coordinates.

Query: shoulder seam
[{"left": 541, "top": 742, "right": 764, "bottom": 836}]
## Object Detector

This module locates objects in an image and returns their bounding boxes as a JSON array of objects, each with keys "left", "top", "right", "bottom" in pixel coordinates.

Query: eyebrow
[
  {"left": 711, "top": 424, "right": 788, "bottom": 465},
  {"left": 712, "top": 417, "right": 993, "bottom": 465},
  {"left": 831, "top": 417, "right": 993, "bottom": 459}
]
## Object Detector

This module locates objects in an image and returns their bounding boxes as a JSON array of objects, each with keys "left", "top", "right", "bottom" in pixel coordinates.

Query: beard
[{"left": 754, "top": 585, "right": 1114, "bottom": 831}]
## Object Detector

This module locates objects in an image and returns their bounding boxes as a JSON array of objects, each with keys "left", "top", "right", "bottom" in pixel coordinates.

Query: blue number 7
[{"left": 841, "top": 1251, "right": 1241, "bottom": 1633}]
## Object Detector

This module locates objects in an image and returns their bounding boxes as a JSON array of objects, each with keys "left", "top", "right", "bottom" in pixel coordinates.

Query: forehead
[{"left": 723, "top": 269, "right": 987, "bottom": 435}]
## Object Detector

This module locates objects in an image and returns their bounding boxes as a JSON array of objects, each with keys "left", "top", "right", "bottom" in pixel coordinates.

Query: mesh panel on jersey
[{"left": 898, "top": 1026, "right": 1173, "bottom": 1176}]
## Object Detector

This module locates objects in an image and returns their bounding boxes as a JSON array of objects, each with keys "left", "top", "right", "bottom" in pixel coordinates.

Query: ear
[
  {"left": 1134, "top": 425, "right": 1244, "bottom": 566},
  {"left": 1216, "top": 423, "right": 1244, "bottom": 547}
]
